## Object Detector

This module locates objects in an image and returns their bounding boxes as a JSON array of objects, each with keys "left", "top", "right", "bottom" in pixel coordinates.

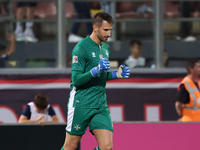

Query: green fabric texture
[
  {"left": 72, "top": 71, "right": 114, "bottom": 88},
  {"left": 68, "top": 36, "right": 112, "bottom": 108},
  {"left": 72, "top": 70, "right": 94, "bottom": 88},
  {"left": 107, "top": 72, "right": 114, "bottom": 81},
  {"left": 60, "top": 147, "right": 64, "bottom": 150}
]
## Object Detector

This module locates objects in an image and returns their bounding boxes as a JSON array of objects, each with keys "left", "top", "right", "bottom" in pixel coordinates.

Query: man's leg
[
  {"left": 89, "top": 107, "right": 113, "bottom": 150},
  {"left": 78, "top": 2, "right": 93, "bottom": 35},
  {"left": 15, "top": 3, "right": 26, "bottom": 41},
  {"left": 24, "top": 2, "right": 38, "bottom": 42},
  {"left": 62, "top": 132, "right": 82, "bottom": 150},
  {"left": 93, "top": 129, "right": 113, "bottom": 150},
  {"left": 178, "top": 2, "right": 192, "bottom": 39},
  {"left": 62, "top": 107, "right": 93, "bottom": 149},
  {"left": 68, "top": 2, "right": 84, "bottom": 42}
]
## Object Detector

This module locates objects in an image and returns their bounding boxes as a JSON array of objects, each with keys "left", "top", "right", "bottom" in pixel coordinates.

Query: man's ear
[{"left": 93, "top": 24, "right": 98, "bottom": 33}]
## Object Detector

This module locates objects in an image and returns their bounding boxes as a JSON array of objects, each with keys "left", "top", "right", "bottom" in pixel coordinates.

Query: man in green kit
[{"left": 61, "top": 12, "right": 130, "bottom": 150}]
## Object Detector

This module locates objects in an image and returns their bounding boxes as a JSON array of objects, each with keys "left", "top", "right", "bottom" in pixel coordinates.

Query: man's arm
[
  {"left": 18, "top": 104, "right": 44, "bottom": 123},
  {"left": 5, "top": 33, "right": 16, "bottom": 56},
  {"left": 45, "top": 115, "right": 59, "bottom": 123},
  {"left": 175, "top": 101, "right": 183, "bottom": 117},
  {"left": 38, "top": 115, "right": 59, "bottom": 126},
  {"left": 38, "top": 105, "right": 59, "bottom": 125},
  {"left": 72, "top": 70, "right": 94, "bottom": 88},
  {"left": 72, "top": 59, "right": 110, "bottom": 88},
  {"left": 175, "top": 84, "right": 190, "bottom": 118},
  {"left": 18, "top": 114, "right": 44, "bottom": 123},
  {"left": 47, "top": 105, "right": 59, "bottom": 123}
]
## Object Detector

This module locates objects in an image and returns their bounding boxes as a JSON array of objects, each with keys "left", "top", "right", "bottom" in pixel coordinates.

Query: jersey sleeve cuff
[{"left": 111, "top": 71, "right": 118, "bottom": 79}]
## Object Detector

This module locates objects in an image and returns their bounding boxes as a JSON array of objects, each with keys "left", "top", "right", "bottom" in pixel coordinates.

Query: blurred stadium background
[{"left": 0, "top": 0, "right": 200, "bottom": 150}]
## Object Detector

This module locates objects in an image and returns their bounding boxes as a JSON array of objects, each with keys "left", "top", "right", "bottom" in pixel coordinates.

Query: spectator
[
  {"left": 0, "top": 33, "right": 16, "bottom": 68},
  {"left": 68, "top": 2, "right": 93, "bottom": 42},
  {"left": 176, "top": 60, "right": 200, "bottom": 121},
  {"left": 0, "top": 2, "right": 7, "bottom": 16},
  {"left": 177, "top": 2, "right": 196, "bottom": 42},
  {"left": 124, "top": 39, "right": 145, "bottom": 68},
  {"left": 116, "top": 2, "right": 141, "bottom": 19},
  {"left": 150, "top": 50, "right": 169, "bottom": 68},
  {"left": 18, "top": 93, "right": 59, "bottom": 125},
  {"left": 100, "top": 2, "right": 111, "bottom": 15},
  {"left": 137, "top": 2, "right": 154, "bottom": 18},
  {"left": 15, "top": 2, "right": 38, "bottom": 42}
]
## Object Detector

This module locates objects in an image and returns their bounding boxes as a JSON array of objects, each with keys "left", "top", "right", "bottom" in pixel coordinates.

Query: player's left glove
[
  {"left": 90, "top": 58, "right": 110, "bottom": 77},
  {"left": 112, "top": 64, "right": 130, "bottom": 79}
]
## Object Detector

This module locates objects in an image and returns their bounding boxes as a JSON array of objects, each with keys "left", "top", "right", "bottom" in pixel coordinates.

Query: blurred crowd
[
  {"left": 1, "top": 1, "right": 200, "bottom": 42},
  {"left": 1, "top": 1, "right": 200, "bottom": 68}
]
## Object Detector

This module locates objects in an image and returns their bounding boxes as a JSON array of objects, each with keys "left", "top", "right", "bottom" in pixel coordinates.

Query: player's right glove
[
  {"left": 112, "top": 64, "right": 130, "bottom": 79},
  {"left": 90, "top": 58, "right": 110, "bottom": 77}
]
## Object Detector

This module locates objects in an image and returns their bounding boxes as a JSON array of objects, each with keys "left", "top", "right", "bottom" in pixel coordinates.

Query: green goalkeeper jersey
[{"left": 68, "top": 36, "right": 112, "bottom": 108}]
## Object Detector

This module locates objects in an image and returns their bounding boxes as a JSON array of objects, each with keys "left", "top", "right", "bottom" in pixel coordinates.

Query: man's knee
[
  {"left": 99, "top": 142, "right": 113, "bottom": 150},
  {"left": 63, "top": 132, "right": 81, "bottom": 150},
  {"left": 63, "top": 142, "right": 78, "bottom": 150}
]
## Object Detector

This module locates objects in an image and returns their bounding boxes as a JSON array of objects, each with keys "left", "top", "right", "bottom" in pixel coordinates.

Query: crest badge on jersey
[
  {"left": 73, "top": 56, "right": 78, "bottom": 63},
  {"left": 106, "top": 51, "right": 109, "bottom": 57},
  {"left": 99, "top": 55, "right": 103, "bottom": 59}
]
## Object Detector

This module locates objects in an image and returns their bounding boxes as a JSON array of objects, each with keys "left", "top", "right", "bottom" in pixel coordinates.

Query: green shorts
[{"left": 65, "top": 106, "right": 113, "bottom": 135}]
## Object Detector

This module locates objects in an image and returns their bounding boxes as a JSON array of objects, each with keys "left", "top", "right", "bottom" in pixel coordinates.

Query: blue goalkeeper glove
[
  {"left": 112, "top": 64, "right": 130, "bottom": 79},
  {"left": 91, "top": 58, "right": 110, "bottom": 77}
]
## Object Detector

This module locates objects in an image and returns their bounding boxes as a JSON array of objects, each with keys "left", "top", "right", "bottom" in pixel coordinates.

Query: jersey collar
[{"left": 87, "top": 35, "right": 102, "bottom": 47}]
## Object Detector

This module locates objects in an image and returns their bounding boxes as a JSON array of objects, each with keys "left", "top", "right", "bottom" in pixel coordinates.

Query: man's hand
[
  {"left": 91, "top": 58, "right": 110, "bottom": 77},
  {"left": 112, "top": 64, "right": 130, "bottom": 79},
  {"left": 36, "top": 114, "right": 45, "bottom": 122},
  {"left": 38, "top": 120, "right": 45, "bottom": 126}
]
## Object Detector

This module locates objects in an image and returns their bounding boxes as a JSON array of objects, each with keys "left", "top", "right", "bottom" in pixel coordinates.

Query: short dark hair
[
  {"left": 129, "top": 39, "right": 142, "bottom": 47},
  {"left": 186, "top": 59, "right": 199, "bottom": 73},
  {"left": 34, "top": 94, "right": 49, "bottom": 110},
  {"left": 93, "top": 12, "right": 113, "bottom": 27}
]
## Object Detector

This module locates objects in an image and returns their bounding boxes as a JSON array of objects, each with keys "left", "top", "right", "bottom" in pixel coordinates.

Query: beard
[{"left": 97, "top": 31, "right": 109, "bottom": 42}]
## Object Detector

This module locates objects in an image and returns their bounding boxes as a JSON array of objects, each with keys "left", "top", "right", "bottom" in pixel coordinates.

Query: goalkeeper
[{"left": 61, "top": 12, "right": 130, "bottom": 150}]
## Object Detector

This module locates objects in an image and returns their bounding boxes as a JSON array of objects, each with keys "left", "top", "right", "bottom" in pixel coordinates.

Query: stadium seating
[{"left": 12, "top": 2, "right": 76, "bottom": 19}]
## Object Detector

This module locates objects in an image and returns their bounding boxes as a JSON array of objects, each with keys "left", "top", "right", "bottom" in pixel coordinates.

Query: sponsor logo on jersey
[
  {"left": 73, "top": 56, "right": 78, "bottom": 63},
  {"left": 99, "top": 55, "right": 103, "bottom": 59},
  {"left": 92, "top": 52, "right": 96, "bottom": 57}
]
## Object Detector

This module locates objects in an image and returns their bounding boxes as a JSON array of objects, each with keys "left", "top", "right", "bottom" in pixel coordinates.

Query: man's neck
[
  {"left": 131, "top": 54, "right": 139, "bottom": 59},
  {"left": 90, "top": 32, "right": 101, "bottom": 46},
  {"left": 187, "top": 74, "right": 198, "bottom": 82}
]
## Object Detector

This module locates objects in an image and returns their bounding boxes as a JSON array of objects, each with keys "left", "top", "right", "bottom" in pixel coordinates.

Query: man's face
[
  {"left": 192, "top": 62, "right": 200, "bottom": 76},
  {"left": 34, "top": 104, "right": 46, "bottom": 113},
  {"left": 130, "top": 44, "right": 142, "bottom": 57},
  {"left": 95, "top": 20, "right": 112, "bottom": 42},
  {"left": 36, "top": 107, "right": 45, "bottom": 113}
]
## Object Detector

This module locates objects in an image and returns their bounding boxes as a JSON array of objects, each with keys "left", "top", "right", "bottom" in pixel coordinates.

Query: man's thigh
[
  {"left": 66, "top": 107, "right": 95, "bottom": 135},
  {"left": 89, "top": 107, "right": 113, "bottom": 150},
  {"left": 92, "top": 129, "right": 113, "bottom": 149},
  {"left": 89, "top": 106, "right": 113, "bottom": 133}
]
